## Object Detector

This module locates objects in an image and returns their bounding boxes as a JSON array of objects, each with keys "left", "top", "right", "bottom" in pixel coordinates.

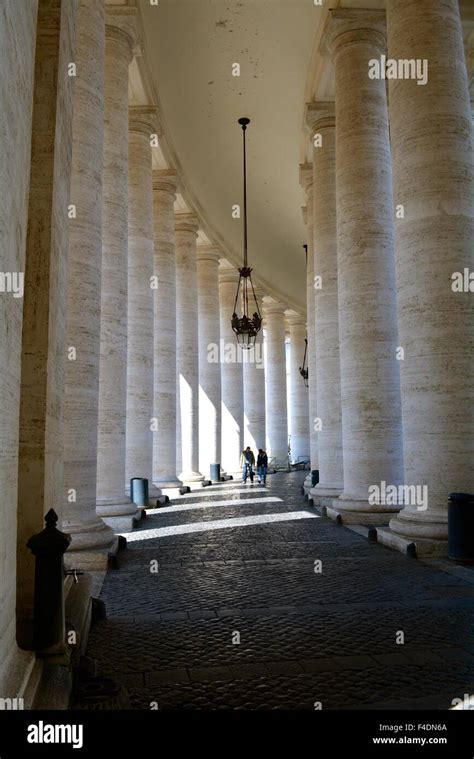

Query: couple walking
[{"left": 240, "top": 446, "right": 268, "bottom": 485}]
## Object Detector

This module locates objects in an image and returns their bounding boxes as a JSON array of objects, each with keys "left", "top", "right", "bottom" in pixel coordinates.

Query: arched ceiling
[{"left": 139, "top": 0, "right": 321, "bottom": 312}]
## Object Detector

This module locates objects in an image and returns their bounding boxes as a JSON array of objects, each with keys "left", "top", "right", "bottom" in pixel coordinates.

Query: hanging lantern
[
  {"left": 231, "top": 118, "right": 262, "bottom": 349},
  {"left": 299, "top": 337, "right": 309, "bottom": 388}
]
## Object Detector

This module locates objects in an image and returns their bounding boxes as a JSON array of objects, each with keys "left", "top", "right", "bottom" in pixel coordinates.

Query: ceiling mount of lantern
[{"left": 231, "top": 117, "right": 262, "bottom": 350}]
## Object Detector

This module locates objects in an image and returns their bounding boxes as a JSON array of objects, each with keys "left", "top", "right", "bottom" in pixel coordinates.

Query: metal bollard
[
  {"left": 27, "top": 509, "right": 71, "bottom": 653},
  {"left": 130, "top": 477, "right": 149, "bottom": 508},
  {"left": 448, "top": 493, "right": 474, "bottom": 564}
]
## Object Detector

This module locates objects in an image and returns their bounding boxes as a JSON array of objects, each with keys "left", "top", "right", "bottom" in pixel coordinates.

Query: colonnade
[
  {"left": 302, "top": 1, "right": 473, "bottom": 554},
  {"left": 1, "top": 0, "right": 471, "bottom": 702}
]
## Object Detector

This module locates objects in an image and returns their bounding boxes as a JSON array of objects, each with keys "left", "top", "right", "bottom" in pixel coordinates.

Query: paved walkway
[{"left": 86, "top": 472, "right": 474, "bottom": 710}]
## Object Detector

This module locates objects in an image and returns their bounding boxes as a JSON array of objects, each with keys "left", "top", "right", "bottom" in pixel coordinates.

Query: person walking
[
  {"left": 257, "top": 448, "right": 268, "bottom": 485},
  {"left": 240, "top": 446, "right": 255, "bottom": 484}
]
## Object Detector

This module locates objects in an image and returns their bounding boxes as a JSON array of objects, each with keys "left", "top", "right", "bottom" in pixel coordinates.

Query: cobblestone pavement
[{"left": 85, "top": 472, "right": 474, "bottom": 710}]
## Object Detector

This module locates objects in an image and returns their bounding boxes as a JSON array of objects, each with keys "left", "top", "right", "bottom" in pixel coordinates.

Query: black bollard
[
  {"left": 27, "top": 509, "right": 71, "bottom": 653},
  {"left": 448, "top": 493, "right": 474, "bottom": 564}
]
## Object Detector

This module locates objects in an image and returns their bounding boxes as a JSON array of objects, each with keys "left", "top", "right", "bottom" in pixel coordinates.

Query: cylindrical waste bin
[
  {"left": 210, "top": 463, "right": 221, "bottom": 483},
  {"left": 311, "top": 469, "right": 319, "bottom": 487},
  {"left": 448, "top": 492, "right": 474, "bottom": 564},
  {"left": 130, "top": 477, "right": 149, "bottom": 508}
]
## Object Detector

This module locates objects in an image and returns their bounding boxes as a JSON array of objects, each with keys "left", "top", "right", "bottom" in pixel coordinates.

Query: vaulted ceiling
[{"left": 139, "top": 0, "right": 322, "bottom": 311}]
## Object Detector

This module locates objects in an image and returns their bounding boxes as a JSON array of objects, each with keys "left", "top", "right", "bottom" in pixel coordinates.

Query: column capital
[
  {"left": 262, "top": 297, "right": 287, "bottom": 316},
  {"left": 105, "top": 6, "right": 137, "bottom": 61},
  {"left": 321, "top": 8, "right": 386, "bottom": 59},
  {"left": 285, "top": 310, "right": 306, "bottom": 329},
  {"left": 305, "top": 101, "right": 335, "bottom": 134},
  {"left": 299, "top": 163, "right": 313, "bottom": 193},
  {"left": 152, "top": 169, "right": 177, "bottom": 196},
  {"left": 129, "top": 106, "right": 161, "bottom": 138},
  {"left": 218, "top": 261, "right": 240, "bottom": 284},
  {"left": 196, "top": 245, "right": 222, "bottom": 264},
  {"left": 175, "top": 212, "right": 199, "bottom": 236}
]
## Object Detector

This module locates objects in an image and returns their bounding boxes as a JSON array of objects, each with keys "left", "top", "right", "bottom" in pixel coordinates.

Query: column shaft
[
  {"left": 0, "top": 0, "right": 38, "bottom": 666},
  {"left": 326, "top": 9, "right": 404, "bottom": 522},
  {"left": 299, "top": 165, "right": 319, "bottom": 491},
  {"left": 197, "top": 247, "right": 222, "bottom": 479},
  {"left": 219, "top": 264, "right": 244, "bottom": 473},
  {"left": 264, "top": 300, "right": 289, "bottom": 468},
  {"left": 243, "top": 287, "right": 266, "bottom": 453},
  {"left": 63, "top": 0, "right": 115, "bottom": 563},
  {"left": 387, "top": 0, "right": 474, "bottom": 546},
  {"left": 96, "top": 11, "right": 138, "bottom": 527},
  {"left": 175, "top": 213, "right": 205, "bottom": 485},
  {"left": 287, "top": 315, "right": 310, "bottom": 463},
  {"left": 307, "top": 104, "right": 344, "bottom": 501},
  {"left": 17, "top": 0, "right": 78, "bottom": 633},
  {"left": 126, "top": 107, "right": 161, "bottom": 499},
  {"left": 151, "top": 171, "right": 182, "bottom": 489}
]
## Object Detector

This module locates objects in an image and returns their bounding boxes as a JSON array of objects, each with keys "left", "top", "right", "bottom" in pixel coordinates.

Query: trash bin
[
  {"left": 311, "top": 469, "right": 319, "bottom": 487},
  {"left": 210, "top": 463, "right": 221, "bottom": 483},
  {"left": 448, "top": 492, "right": 474, "bottom": 564},
  {"left": 130, "top": 477, "right": 149, "bottom": 508}
]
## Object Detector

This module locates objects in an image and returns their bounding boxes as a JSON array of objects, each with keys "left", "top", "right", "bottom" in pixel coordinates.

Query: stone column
[
  {"left": 386, "top": 0, "right": 473, "bottom": 550},
  {"left": 299, "top": 166, "right": 318, "bottom": 492},
  {"left": 17, "top": 0, "right": 78, "bottom": 635},
  {"left": 126, "top": 106, "right": 162, "bottom": 501},
  {"left": 306, "top": 102, "right": 344, "bottom": 504},
  {"left": 197, "top": 246, "right": 222, "bottom": 480},
  {"left": 96, "top": 8, "right": 139, "bottom": 530},
  {"left": 219, "top": 262, "right": 244, "bottom": 474},
  {"left": 286, "top": 312, "right": 310, "bottom": 463},
  {"left": 243, "top": 285, "right": 266, "bottom": 454},
  {"left": 175, "top": 213, "right": 205, "bottom": 486},
  {"left": 263, "top": 298, "right": 289, "bottom": 468},
  {"left": 63, "top": 0, "right": 116, "bottom": 567},
  {"left": 151, "top": 170, "right": 182, "bottom": 492},
  {"left": 324, "top": 9, "right": 403, "bottom": 523},
  {"left": 0, "top": 0, "right": 38, "bottom": 668}
]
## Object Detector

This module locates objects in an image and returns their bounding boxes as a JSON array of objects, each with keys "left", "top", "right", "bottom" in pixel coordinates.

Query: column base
[
  {"left": 64, "top": 519, "right": 119, "bottom": 571},
  {"left": 377, "top": 525, "right": 448, "bottom": 559},
  {"left": 310, "top": 485, "right": 342, "bottom": 508},
  {"left": 179, "top": 471, "right": 209, "bottom": 488},
  {"left": 96, "top": 497, "right": 141, "bottom": 532},
  {"left": 389, "top": 510, "right": 448, "bottom": 543},
  {"left": 327, "top": 495, "right": 400, "bottom": 525}
]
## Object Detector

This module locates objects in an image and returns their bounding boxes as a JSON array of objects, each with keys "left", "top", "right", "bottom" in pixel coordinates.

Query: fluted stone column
[
  {"left": 151, "top": 171, "right": 182, "bottom": 491},
  {"left": 197, "top": 246, "right": 222, "bottom": 479},
  {"left": 63, "top": 0, "right": 116, "bottom": 566},
  {"left": 286, "top": 313, "right": 310, "bottom": 463},
  {"left": 17, "top": 0, "right": 78, "bottom": 630},
  {"left": 263, "top": 298, "right": 289, "bottom": 468},
  {"left": 96, "top": 8, "right": 139, "bottom": 529},
  {"left": 175, "top": 213, "right": 205, "bottom": 486},
  {"left": 386, "top": 0, "right": 473, "bottom": 550},
  {"left": 323, "top": 9, "right": 403, "bottom": 523},
  {"left": 126, "top": 106, "right": 162, "bottom": 502},
  {"left": 299, "top": 165, "right": 319, "bottom": 492},
  {"left": 219, "top": 262, "right": 244, "bottom": 474},
  {"left": 243, "top": 285, "right": 266, "bottom": 454},
  {"left": 306, "top": 103, "right": 344, "bottom": 504}
]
